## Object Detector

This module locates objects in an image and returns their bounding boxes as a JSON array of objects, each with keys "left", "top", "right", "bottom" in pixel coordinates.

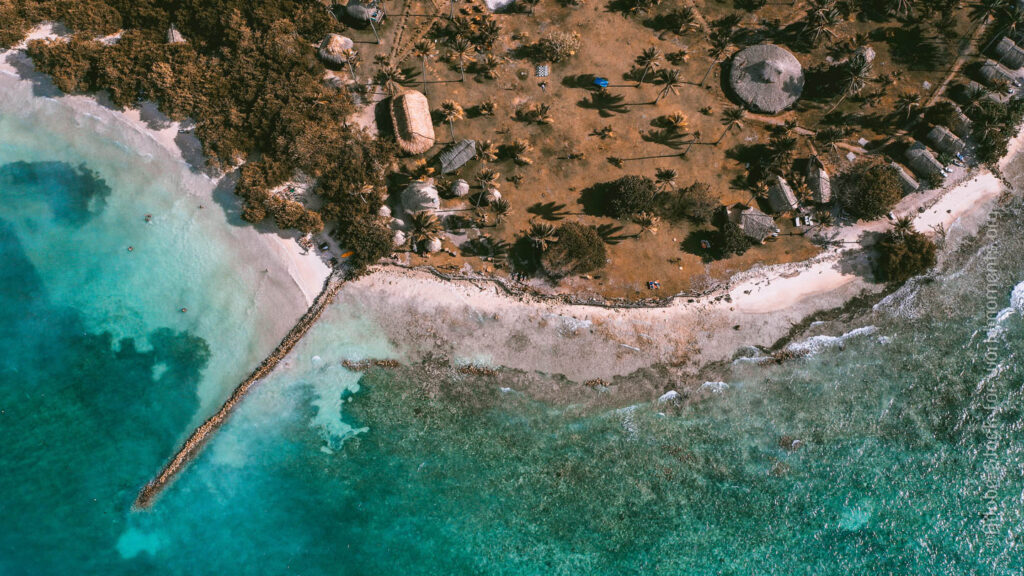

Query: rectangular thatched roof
[
  {"left": 724, "top": 204, "right": 778, "bottom": 243},
  {"left": 437, "top": 139, "right": 476, "bottom": 173},
  {"left": 806, "top": 155, "right": 831, "bottom": 204},
  {"left": 890, "top": 162, "right": 920, "bottom": 195},
  {"left": 926, "top": 125, "right": 965, "bottom": 156},
  {"left": 767, "top": 175, "right": 799, "bottom": 213},
  {"left": 390, "top": 90, "right": 435, "bottom": 156},
  {"left": 948, "top": 104, "right": 972, "bottom": 138},
  {"left": 996, "top": 37, "right": 1024, "bottom": 70},
  {"left": 979, "top": 59, "right": 1016, "bottom": 87},
  {"left": 905, "top": 143, "right": 944, "bottom": 180}
]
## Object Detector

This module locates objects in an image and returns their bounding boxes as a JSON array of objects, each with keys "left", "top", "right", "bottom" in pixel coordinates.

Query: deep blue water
[{"left": 1, "top": 77, "right": 1022, "bottom": 574}]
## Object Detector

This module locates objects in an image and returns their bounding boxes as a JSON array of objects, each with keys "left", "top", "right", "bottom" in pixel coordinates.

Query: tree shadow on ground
[
  {"left": 578, "top": 182, "right": 615, "bottom": 216},
  {"left": 681, "top": 228, "right": 723, "bottom": 263}
]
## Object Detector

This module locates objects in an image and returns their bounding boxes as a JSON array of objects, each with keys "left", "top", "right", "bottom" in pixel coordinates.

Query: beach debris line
[{"left": 134, "top": 268, "right": 348, "bottom": 509}]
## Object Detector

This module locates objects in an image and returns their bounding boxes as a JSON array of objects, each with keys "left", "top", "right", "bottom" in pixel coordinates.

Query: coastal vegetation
[
  {"left": 876, "top": 217, "right": 937, "bottom": 284},
  {"left": 3, "top": 0, "right": 1014, "bottom": 294}
]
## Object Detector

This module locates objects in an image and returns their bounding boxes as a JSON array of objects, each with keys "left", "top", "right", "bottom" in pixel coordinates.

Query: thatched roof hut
[
  {"left": 725, "top": 204, "right": 778, "bottom": 243},
  {"left": 890, "top": 162, "right": 920, "bottom": 195},
  {"left": 995, "top": 37, "right": 1024, "bottom": 70},
  {"left": 318, "top": 34, "right": 354, "bottom": 66},
  {"left": 905, "top": 143, "right": 944, "bottom": 180},
  {"left": 437, "top": 139, "right": 476, "bottom": 173},
  {"left": 768, "top": 175, "right": 800, "bottom": 213},
  {"left": 451, "top": 179, "right": 470, "bottom": 197},
  {"left": 167, "top": 25, "right": 186, "bottom": 44},
  {"left": 346, "top": 0, "right": 385, "bottom": 23},
  {"left": 806, "top": 155, "right": 831, "bottom": 204},
  {"left": 729, "top": 44, "right": 805, "bottom": 114},
  {"left": 401, "top": 179, "right": 440, "bottom": 215},
  {"left": 926, "top": 125, "right": 965, "bottom": 156},
  {"left": 948, "top": 104, "right": 972, "bottom": 138},
  {"left": 979, "top": 59, "right": 1016, "bottom": 87},
  {"left": 390, "top": 90, "right": 435, "bottom": 156}
]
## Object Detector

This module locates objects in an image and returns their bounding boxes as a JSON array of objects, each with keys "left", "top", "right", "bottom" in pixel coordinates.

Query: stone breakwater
[{"left": 134, "top": 268, "right": 347, "bottom": 509}]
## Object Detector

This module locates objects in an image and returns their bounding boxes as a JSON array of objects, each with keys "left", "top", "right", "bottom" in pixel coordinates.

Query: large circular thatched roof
[{"left": 729, "top": 44, "right": 804, "bottom": 114}]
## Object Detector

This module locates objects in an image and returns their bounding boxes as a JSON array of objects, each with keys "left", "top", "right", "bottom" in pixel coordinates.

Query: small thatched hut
[
  {"left": 729, "top": 44, "right": 805, "bottom": 114},
  {"left": 318, "top": 34, "right": 354, "bottom": 67},
  {"left": 948, "top": 104, "right": 972, "bottom": 138},
  {"left": 995, "top": 37, "right": 1024, "bottom": 70},
  {"left": 890, "top": 162, "right": 920, "bottom": 195},
  {"left": 451, "top": 179, "right": 470, "bottom": 197},
  {"left": 401, "top": 179, "right": 440, "bottom": 215},
  {"left": 979, "top": 59, "right": 1016, "bottom": 87},
  {"left": 390, "top": 90, "right": 435, "bottom": 155},
  {"left": 724, "top": 204, "right": 779, "bottom": 243},
  {"left": 346, "top": 0, "right": 385, "bottom": 23},
  {"left": 905, "top": 143, "right": 944, "bottom": 181},
  {"left": 437, "top": 139, "right": 476, "bottom": 173},
  {"left": 768, "top": 175, "right": 800, "bottom": 213},
  {"left": 806, "top": 155, "right": 832, "bottom": 204},
  {"left": 926, "top": 125, "right": 965, "bottom": 156},
  {"left": 167, "top": 25, "right": 186, "bottom": 44}
]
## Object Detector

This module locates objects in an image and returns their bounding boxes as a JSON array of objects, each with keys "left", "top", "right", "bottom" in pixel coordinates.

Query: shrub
[
  {"left": 541, "top": 222, "right": 606, "bottom": 278},
  {"left": 838, "top": 162, "right": 903, "bottom": 220},
  {"left": 537, "top": 30, "right": 581, "bottom": 62},
  {"left": 335, "top": 216, "right": 393, "bottom": 271},
  {"left": 876, "top": 229, "right": 937, "bottom": 284},
  {"left": 661, "top": 181, "right": 718, "bottom": 223},
  {"left": 717, "top": 221, "right": 750, "bottom": 256},
  {"left": 606, "top": 175, "right": 657, "bottom": 217}
]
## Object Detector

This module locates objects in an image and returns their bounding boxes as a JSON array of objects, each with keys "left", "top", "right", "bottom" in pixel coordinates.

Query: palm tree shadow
[
  {"left": 642, "top": 129, "right": 688, "bottom": 149},
  {"left": 527, "top": 201, "right": 570, "bottom": 221},
  {"left": 578, "top": 90, "right": 629, "bottom": 117},
  {"left": 595, "top": 223, "right": 631, "bottom": 245}
]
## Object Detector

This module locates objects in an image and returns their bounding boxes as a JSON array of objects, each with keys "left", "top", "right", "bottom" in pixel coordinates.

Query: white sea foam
[{"left": 786, "top": 326, "right": 878, "bottom": 356}]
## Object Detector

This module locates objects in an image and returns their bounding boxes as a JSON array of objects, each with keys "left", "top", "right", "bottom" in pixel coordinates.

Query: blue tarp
[{"left": 593, "top": 77, "right": 609, "bottom": 88}]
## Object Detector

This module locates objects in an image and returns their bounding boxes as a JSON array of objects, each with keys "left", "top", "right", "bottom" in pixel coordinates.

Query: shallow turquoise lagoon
[{"left": 0, "top": 70, "right": 1021, "bottom": 575}]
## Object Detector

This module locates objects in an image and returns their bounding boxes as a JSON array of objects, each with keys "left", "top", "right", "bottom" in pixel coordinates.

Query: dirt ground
[{"left": 339, "top": 0, "right": 965, "bottom": 300}]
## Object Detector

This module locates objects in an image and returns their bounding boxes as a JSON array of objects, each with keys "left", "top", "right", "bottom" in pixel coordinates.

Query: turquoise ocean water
[{"left": 1, "top": 68, "right": 1022, "bottom": 574}]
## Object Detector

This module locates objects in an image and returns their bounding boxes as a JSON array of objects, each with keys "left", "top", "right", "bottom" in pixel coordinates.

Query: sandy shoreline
[
  {"left": 340, "top": 164, "right": 1011, "bottom": 382},
  {"left": 1, "top": 26, "right": 331, "bottom": 310},
  {"left": 4, "top": 23, "right": 1016, "bottom": 387}
]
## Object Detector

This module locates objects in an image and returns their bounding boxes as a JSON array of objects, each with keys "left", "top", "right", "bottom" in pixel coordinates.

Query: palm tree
[
  {"left": 413, "top": 40, "right": 436, "bottom": 96},
  {"left": 891, "top": 215, "right": 915, "bottom": 240},
  {"left": 439, "top": 100, "right": 464, "bottom": 141},
  {"left": 478, "top": 140, "right": 498, "bottom": 162},
  {"left": 701, "top": 29, "right": 734, "bottom": 87},
  {"left": 655, "top": 168, "right": 678, "bottom": 192},
  {"left": 767, "top": 135, "right": 797, "bottom": 173},
  {"left": 511, "top": 139, "right": 533, "bottom": 165},
  {"left": 409, "top": 211, "right": 444, "bottom": 249},
  {"left": 477, "top": 167, "right": 500, "bottom": 189},
  {"left": 970, "top": 0, "right": 1008, "bottom": 23},
  {"left": 668, "top": 7, "right": 698, "bottom": 36},
  {"left": 479, "top": 53, "right": 501, "bottom": 79},
  {"left": 662, "top": 111, "right": 688, "bottom": 133},
  {"left": 803, "top": 0, "right": 841, "bottom": 47},
  {"left": 894, "top": 91, "right": 922, "bottom": 122},
  {"left": 888, "top": 0, "right": 914, "bottom": 18},
  {"left": 492, "top": 198, "right": 512, "bottom": 222},
  {"left": 813, "top": 208, "right": 835, "bottom": 229},
  {"left": 451, "top": 36, "right": 475, "bottom": 82},
  {"left": 341, "top": 48, "right": 360, "bottom": 83},
  {"left": 375, "top": 64, "right": 405, "bottom": 96},
  {"left": 633, "top": 212, "right": 660, "bottom": 236},
  {"left": 815, "top": 125, "right": 848, "bottom": 153},
  {"left": 717, "top": 107, "right": 744, "bottom": 144},
  {"left": 655, "top": 69, "right": 684, "bottom": 103},
  {"left": 635, "top": 47, "right": 663, "bottom": 87},
  {"left": 829, "top": 57, "right": 872, "bottom": 112},
  {"left": 526, "top": 221, "right": 557, "bottom": 251}
]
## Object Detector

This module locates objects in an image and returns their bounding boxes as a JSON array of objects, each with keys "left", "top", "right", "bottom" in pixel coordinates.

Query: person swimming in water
[{"left": 145, "top": 214, "right": 152, "bottom": 223}]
